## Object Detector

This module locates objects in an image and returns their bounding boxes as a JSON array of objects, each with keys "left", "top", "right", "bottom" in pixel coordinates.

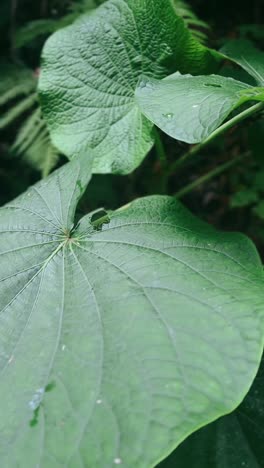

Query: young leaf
[
  {"left": 221, "top": 40, "right": 264, "bottom": 86},
  {"left": 1, "top": 154, "right": 264, "bottom": 466},
  {"left": 136, "top": 74, "right": 255, "bottom": 144},
  {"left": 39, "top": 0, "right": 220, "bottom": 174},
  {"left": 159, "top": 356, "right": 264, "bottom": 468}
]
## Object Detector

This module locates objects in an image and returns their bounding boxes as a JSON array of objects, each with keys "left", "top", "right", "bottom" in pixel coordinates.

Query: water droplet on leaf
[
  {"left": 138, "top": 80, "right": 153, "bottom": 91},
  {"left": 29, "top": 388, "right": 44, "bottom": 411},
  {"left": 163, "top": 113, "right": 174, "bottom": 119}
]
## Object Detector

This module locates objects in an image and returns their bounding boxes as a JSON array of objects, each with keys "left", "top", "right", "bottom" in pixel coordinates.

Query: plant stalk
[
  {"left": 154, "top": 127, "right": 167, "bottom": 165},
  {"left": 175, "top": 152, "right": 250, "bottom": 199},
  {"left": 169, "top": 102, "right": 264, "bottom": 175}
]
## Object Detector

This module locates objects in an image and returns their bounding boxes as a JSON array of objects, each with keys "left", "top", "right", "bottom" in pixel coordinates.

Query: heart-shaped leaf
[
  {"left": 1, "top": 154, "right": 264, "bottom": 466},
  {"left": 136, "top": 74, "right": 263, "bottom": 144},
  {"left": 39, "top": 0, "right": 220, "bottom": 174},
  {"left": 221, "top": 40, "right": 264, "bottom": 86},
  {"left": 159, "top": 356, "right": 264, "bottom": 468}
]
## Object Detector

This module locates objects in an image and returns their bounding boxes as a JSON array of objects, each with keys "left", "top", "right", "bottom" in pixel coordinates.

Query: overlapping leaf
[
  {"left": 1, "top": 153, "right": 264, "bottom": 466},
  {"left": 136, "top": 73, "right": 264, "bottom": 144},
  {"left": 39, "top": 0, "right": 220, "bottom": 174}
]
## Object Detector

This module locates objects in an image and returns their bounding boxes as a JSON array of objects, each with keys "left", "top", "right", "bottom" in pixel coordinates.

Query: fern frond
[
  {"left": 21, "top": 128, "right": 60, "bottom": 177},
  {"left": 12, "top": 108, "right": 59, "bottom": 177},
  {"left": 14, "top": 1, "right": 103, "bottom": 48},
  {"left": 0, "top": 61, "right": 60, "bottom": 176},
  {"left": 68, "top": 0, "right": 104, "bottom": 14},
  {"left": 14, "top": 19, "right": 60, "bottom": 48},
  {"left": 0, "top": 82, "right": 35, "bottom": 106},
  {"left": 0, "top": 93, "right": 37, "bottom": 129},
  {"left": 0, "top": 62, "right": 36, "bottom": 105},
  {"left": 173, "top": 0, "right": 210, "bottom": 44},
  {"left": 12, "top": 108, "right": 42, "bottom": 153}
]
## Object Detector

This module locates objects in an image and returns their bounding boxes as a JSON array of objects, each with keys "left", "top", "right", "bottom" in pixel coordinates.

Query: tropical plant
[
  {"left": 0, "top": 62, "right": 59, "bottom": 176},
  {"left": 0, "top": 0, "right": 264, "bottom": 466}
]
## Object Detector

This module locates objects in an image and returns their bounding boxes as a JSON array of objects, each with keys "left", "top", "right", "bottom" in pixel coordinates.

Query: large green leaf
[
  {"left": 136, "top": 74, "right": 263, "bottom": 144},
  {"left": 221, "top": 40, "right": 264, "bottom": 86},
  {"left": 39, "top": 0, "right": 220, "bottom": 174},
  {"left": 1, "top": 154, "right": 264, "bottom": 466},
  {"left": 159, "top": 355, "right": 264, "bottom": 468}
]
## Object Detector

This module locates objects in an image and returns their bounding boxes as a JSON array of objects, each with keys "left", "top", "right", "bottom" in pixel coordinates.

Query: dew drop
[
  {"left": 163, "top": 113, "right": 174, "bottom": 119},
  {"left": 192, "top": 105, "right": 199, "bottom": 108},
  {"left": 96, "top": 399, "right": 102, "bottom": 405},
  {"left": 114, "top": 458, "right": 122, "bottom": 465},
  {"left": 62, "top": 344, "right": 66, "bottom": 351},
  {"left": 138, "top": 80, "right": 153, "bottom": 91},
  {"left": 29, "top": 388, "right": 44, "bottom": 411}
]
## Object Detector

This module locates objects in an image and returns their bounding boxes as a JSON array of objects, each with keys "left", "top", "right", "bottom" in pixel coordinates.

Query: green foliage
[
  {"left": 239, "top": 24, "right": 264, "bottom": 43},
  {"left": 39, "top": 0, "right": 220, "bottom": 174},
  {"left": 0, "top": 63, "right": 59, "bottom": 176},
  {"left": 136, "top": 74, "right": 258, "bottom": 144},
  {"left": 1, "top": 152, "right": 264, "bottom": 466},
  {"left": 14, "top": 19, "right": 72, "bottom": 48},
  {"left": 254, "top": 201, "right": 264, "bottom": 220},
  {"left": 14, "top": 0, "right": 208, "bottom": 50},
  {"left": 230, "top": 167, "right": 264, "bottom": 222},
  {"left": 160, "top": 355, "right": 264, "bottom": 467},
  {"left": 230, "top": 188, "right": 259, "bottom": 208},
  {"left": 12, "top": 108, "right": 60, "bottom": 177},
  {"left": 173, "top": 0, "right": 210, "bottom": 44},
  {"left": 0, "top": 0, "right": 264, "bottom": 466},
  {"left": 229, "top": 118, "right": 264, "bottom": 224},
  {"left": 14, "top": 0, "right": 101, "bottom": 48},
  {"left": 136, "top": 41, "right": 264, "bottom": 144},
  {"left": 0, "top": 62, "right": 36, "bottom": 106},
  {"left": 221, "top": 40, "right": 264, "bottom": 86},
  {"left": 0, "top": 92, "right": 37, "bottom": 129}
]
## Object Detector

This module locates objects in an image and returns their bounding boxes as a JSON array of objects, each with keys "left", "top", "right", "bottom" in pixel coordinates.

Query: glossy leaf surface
[
  {"left": 39, "top": 0, "right": 220, "bottom": 174},
  {"left": 1, "top": 154, "right": 264, "bottom": 466},
  {"left": 160, "top": 356, "right": 264, "bottom": 468},
  {"left": 136, "top": 74, "right": 262, "bottom": 144}
]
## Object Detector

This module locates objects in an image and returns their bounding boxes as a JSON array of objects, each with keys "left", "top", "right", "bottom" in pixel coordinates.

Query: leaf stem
[
  {"left": 153, "top": 127, "right": 170, "bottom": 193},
  {"left": 175, "top": 152, "right": 250, "bottom": 199},
  {"left": 154, "top": 127, "right": 167, "bottom": 165},
  {"left": 169, "top": 102, "right": 264, "bottom": 175}
]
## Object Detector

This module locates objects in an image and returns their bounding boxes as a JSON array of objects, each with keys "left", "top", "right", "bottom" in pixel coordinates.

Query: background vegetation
[
  {"left": 0, "top": 0, "right": 263, "bottom": 256},
  {"left": 0, "top": 0, "right": 264, "bottom": 466}
]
